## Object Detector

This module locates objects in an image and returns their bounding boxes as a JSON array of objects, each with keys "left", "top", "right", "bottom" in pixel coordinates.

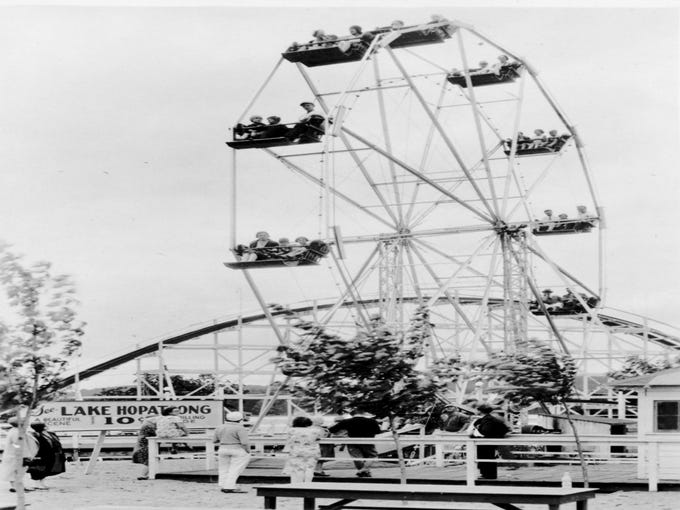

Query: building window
[{"left": 655, "top": 401, "right": 680, "bottom": 431}]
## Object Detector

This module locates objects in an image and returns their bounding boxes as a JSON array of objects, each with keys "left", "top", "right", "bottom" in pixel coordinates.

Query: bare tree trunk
[
  {"left": 560, "top": 397, "right": 589, "bottom": 487},
  {"left": 390, "top": 429, "right": 407, "bottom": 484},
  {"left": 13, "top": 408, "right": 29, "bottom": 510}
]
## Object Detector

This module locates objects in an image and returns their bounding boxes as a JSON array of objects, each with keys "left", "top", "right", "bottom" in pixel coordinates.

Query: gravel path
[{"left": 2, "top": 461, "right": 678, "bottom": 509}]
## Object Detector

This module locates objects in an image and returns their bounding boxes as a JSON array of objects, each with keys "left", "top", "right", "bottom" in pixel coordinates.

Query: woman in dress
[
  {"left": 283, "top": 416, "right": 322, "bottom": 483},
  {"left": 131, "top": 414, "right": 158, "bottom": 480},
  {"left": 26, "top": 419, "right": 65, "bottom": 489}
]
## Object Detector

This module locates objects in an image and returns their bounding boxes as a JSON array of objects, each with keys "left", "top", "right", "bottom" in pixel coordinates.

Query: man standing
[
  {"left": 329, "top": 411, "right": 382, "bottom": 478},
  {"left": 470, "top": 404, "right": 511, "bottom": 480},
  {"left": 213, "top": 412, "right": 250, "bottom": 493}
]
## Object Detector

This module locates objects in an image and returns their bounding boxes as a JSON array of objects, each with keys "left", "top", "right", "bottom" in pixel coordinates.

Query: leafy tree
[
  {"left": 0, "top": 243, "right": 85, "bottom": 509},
  {"left": 482, "top": 339, "right": 589, "bottom": 486},
  {"left": 273, "top": 305, "right": 453, "bottom": 483},
  {"left": 607, "top": 355, "right": 680, "bottom": 380}
]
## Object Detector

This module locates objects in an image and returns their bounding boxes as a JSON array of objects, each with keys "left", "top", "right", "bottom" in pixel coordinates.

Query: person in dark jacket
[
  {"left": 255, "top": 116, "right": 290, "bottom": 139},
  {"left": 329, "top": 411, "right": 382, "bottom": 478},
  {"left": 27, "top": 420, "right": 66, "bottom": 489},
  {"left": 471, "top": 404, "right": 511, "bottom": 480},
  {"left": 242, "top": 231, "right": 280, "bottom": 262}
]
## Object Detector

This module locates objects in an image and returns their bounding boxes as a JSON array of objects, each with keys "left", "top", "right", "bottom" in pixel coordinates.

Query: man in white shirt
[
  {"left": 213, "top": 412, "right": 250, "bottom": 493},
  {"left": 287, "top": 101, "right": 326, "bottom": 143}
]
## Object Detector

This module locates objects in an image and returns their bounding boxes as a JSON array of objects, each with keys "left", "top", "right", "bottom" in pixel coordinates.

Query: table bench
[{"left": 255, "top": 482, "right": 597, "bottom": 510}]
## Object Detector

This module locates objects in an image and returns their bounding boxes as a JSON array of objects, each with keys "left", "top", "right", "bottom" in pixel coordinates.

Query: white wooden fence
[{"left": 145, "top": 433, "right": 675, "bottom": 491}]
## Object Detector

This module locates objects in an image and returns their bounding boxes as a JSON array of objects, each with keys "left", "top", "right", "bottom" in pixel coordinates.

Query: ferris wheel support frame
[{"left": 219, "top": 20, "right": 635, "bottom": 408}]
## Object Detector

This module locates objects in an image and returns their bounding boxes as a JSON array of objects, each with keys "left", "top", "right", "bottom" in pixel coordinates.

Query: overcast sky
[{"left": 0, "top": 2, "right": 678, "bottom": 374}]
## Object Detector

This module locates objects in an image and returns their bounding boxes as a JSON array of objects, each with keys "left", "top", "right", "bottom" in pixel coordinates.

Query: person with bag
[
  {"left": 26, "top": 419, "right": 66, "bottom": 489},
  {"left": 469, "top": 404, "right": 511, "bottom": 480},
  {"left": 131, "top": 413, "right": 158, "bottom": 480}
]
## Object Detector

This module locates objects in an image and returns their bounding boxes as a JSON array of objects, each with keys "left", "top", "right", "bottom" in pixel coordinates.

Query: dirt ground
[{"left": 2, "top": 461, "right": 679, "bottom": 510}]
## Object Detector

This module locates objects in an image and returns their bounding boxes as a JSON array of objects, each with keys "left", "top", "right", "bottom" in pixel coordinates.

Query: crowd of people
[
  {"left": 234, "top": 231, "right": 329, "bottom": 263},
  {"left": 234, "top": 101, "right": 325, "bottom": 144},
  {"left": 530, "top": 288, "right": 600, "bottom": 315},
  {"left": 0, "top": 417, "right": 66, "bottom": 492},
  {"left": 1, "top": 400, "right": 531, "bottom": 497}
]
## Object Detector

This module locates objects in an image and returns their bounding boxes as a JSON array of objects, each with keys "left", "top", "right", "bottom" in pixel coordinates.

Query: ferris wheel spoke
[
  {"left": 263, "top": 148, "right": 397, "bottom": 230},
  {"left": 235, "top": 56, "right": 285, "bottom": 125},
  {"left": 373, "top": 57, "right": 405, "bottom": 227},
  {"left": 329, "top": 249, "right": 371, "bottom": 328},
  {"left": 527, "top": 240, "right": 611, "bottom": 339},
  {"left": 404, "top": 78, "right": 449, "bottom": 226},
  {"left": 385, "top": 46, "right": 499, "bottom": 222},
  {"left": 455, "top": 30, "right": 500, "bottom": 217},
  {"left": 505, "top": 240, "right": 569, "bottom": 353},
  {"left": 500, "top": 68, "right": 528, "bottom": 220},
  {"left": 408, "top": 142, "right": 503, "bottom": 229},
  {"left": 342, "top": 126, "right": 494, "bottom": 224},
  {"left": 320, "top": 244, "right": 381, "bottom": 326},
  {"left": 295, "top": 60, "right": 403, "bottom": 227},
  {"left": 241, "top": 269, "right": 286, "bottom": 345},
  {"left": 526, "top": 244, "right": 599, "bottom": 298}
]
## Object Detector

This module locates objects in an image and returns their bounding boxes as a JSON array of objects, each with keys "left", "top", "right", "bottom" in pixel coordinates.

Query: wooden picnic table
[{"left": 255, "top": 482, "right": 597, "bottom": 510}]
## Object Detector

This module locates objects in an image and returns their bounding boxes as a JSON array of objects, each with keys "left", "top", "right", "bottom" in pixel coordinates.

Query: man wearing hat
[
  {"left": 213, "top": 411, "right": 250, "bottom": 493},
  {"left": 286, "top": 102, "right": 326, "bottom": 143}
]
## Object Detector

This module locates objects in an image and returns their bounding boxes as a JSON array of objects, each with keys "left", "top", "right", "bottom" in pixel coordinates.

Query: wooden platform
[{"left": 155, "top": 458, "right": 679, "bottom": 491}]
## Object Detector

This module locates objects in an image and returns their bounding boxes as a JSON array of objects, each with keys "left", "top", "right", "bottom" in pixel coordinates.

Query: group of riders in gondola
[
  {"left": 234, "top": 101, "right": 326, "bottom": 143},
  {"left": 503, "top": 129, "right": 572, "bottom": 153},
  {"left": 449, "top": 54, "right": 520, "bottom": 79},
  {"left": 286, "top": 15, "right": 455, "bottom": 55},
  {"left": 533, "top": 206, "right": 595, "bottom": 234},
  {"left": 234, "top": 231, "right": 329, "bottom": 263},
  {"left": 530, "top": 288, "right": 600, "bottom": 315}
]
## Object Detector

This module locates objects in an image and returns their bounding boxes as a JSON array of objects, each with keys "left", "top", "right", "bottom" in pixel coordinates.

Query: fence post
[
  {"left": 434, "top": 433, "right": 444, "bottom": 468},
  {"left": 465, "top": 439, "right": 476, "bottom": 486},
  {"left": 205, "top": 439, "right": 216, "bottom": 470},
  {"left": 148, "top": 438, "right": 159, "bottom": 480},
  {"left": 647, "top": 439, "right": 658, "bottom": 492}
]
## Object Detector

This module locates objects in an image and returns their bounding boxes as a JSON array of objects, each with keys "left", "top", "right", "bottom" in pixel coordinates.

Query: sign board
[{"left": 31, "top": 400, "right": 224, "bottom": 431}]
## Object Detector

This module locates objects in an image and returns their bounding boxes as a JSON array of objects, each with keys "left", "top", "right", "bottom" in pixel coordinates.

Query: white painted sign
[{"left": 31, "top": 400, "right": 224, "bottom": 431}]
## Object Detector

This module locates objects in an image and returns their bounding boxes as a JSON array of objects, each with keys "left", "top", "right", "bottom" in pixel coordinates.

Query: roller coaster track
[{"left": 56, "top": 298, "right": 680, "bottom": 390}]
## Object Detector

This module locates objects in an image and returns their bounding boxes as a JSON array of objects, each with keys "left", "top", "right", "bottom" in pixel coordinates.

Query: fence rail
[{"left": 144, "top": 433, "right": 671, "bottom": 491}]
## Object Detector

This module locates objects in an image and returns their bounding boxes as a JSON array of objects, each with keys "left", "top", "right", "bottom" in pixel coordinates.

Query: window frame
[{"left": 654, "top": 400, "right": 680, "bottom": 432}]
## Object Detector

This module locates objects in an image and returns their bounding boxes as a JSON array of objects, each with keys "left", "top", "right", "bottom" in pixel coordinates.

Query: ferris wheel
[{"left": 218, "top": 16, "right": 671, "bottom": 400}]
